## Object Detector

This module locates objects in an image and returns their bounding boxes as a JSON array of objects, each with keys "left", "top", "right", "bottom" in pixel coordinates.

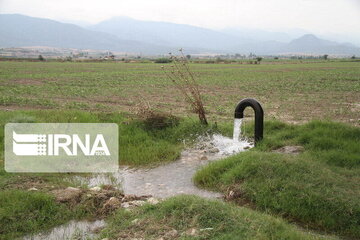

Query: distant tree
[
  {"left": 186, "top": 54, "right": 191, "bottom": 60},
  {"left": 38, "top": 55, "right": 45, "bottom": 61},
  {"left": 323, "top": 54, "right": 328, "bottom": 60},
  {"left": 351, "top": 55, "right": 356, "bottom": 59},
  {"left": 256, "top": 57, "right": 263, "bottom": 63},
  {"left": 154, "top": 58, "right": 172, "bottom": 63},
  {"left": 274, "top": 57, "right": 279, "bottom": 60}
]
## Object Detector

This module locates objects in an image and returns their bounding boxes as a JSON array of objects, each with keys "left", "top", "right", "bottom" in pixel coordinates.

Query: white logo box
[{"left": 5, "top": 123, "right": 119, "bottom": 172}]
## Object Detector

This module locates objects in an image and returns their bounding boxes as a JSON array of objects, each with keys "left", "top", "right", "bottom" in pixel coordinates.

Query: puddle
[
  {"left": 23, "top": 220, "right": 105, "bottom": 240},
  {"left": 74, "top": 134, "right": 253, "bottom": 199}
]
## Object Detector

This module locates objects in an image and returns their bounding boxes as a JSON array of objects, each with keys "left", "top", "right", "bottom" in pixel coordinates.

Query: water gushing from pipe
[
  {"left": 234, "top": 98, "right": 264, "bottom": 145},
  {"left": 233, "top": 118, "right": 243, "bottom": 142}
]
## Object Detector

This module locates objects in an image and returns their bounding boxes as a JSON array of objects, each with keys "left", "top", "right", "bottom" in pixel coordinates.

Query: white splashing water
[
  {"left": 233, "top": 118, "right": 243, "bottom": 142},
  {"left": 209, "top": 134, "right": 251, "bottom": 155}
]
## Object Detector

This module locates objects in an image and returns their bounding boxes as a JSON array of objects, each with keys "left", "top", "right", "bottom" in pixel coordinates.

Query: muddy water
[
  {"left": 25, "top": 134, "right": 252, "bottom": 240},
  {"left": 23, "top": 220, "right": 105, "bottom": 240},
  {"left": 74, "top": 134, "right": 253, "bottom": 199}
]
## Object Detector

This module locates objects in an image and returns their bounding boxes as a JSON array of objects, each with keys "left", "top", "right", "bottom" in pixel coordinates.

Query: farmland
[
  {"left": 0, "top": 60, "right": 359, "bottom": 125},
  {"left": 0, "top": 59, "right": 359, "bottom": 240}
]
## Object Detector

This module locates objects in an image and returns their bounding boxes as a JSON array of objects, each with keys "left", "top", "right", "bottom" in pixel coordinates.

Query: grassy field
[
  {"left": 0, "top": 60, "right": 359, "bottom": 125},
  {"left": 195, "top": 121, "right": 360, "bottom": 238},
  {"left": 0, "top": 60, "right": 359, "bottom": 239},
  {"left": 100, "top": 195, "right": 337, "bottom": 240}
]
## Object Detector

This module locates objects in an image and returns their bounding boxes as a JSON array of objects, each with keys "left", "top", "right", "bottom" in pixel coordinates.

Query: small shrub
[
  {"left": 38, "top": 55, "right": 45, "bottom": 61},
  {"left": 154, "top": 58, "right": 172, "bottom": 63},
  {"left": 133, "top": 101, "right": 179, "bottom": 129}
]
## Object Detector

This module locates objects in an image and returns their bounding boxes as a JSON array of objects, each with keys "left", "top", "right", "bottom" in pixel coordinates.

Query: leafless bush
[
  {"left": 133, "top": 100, "right": 179, "bottom": 129},
  {"left": 162, "top": 49, "right": 208, "bottom": 125}
]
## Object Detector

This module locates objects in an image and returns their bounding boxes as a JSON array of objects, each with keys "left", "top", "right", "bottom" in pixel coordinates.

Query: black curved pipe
[{"left": 234, "top": 98, "right": 264, "bottom": 144}]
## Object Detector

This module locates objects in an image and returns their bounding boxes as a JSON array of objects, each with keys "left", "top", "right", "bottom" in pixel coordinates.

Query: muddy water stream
[
  {"left": 24, "top": 132, "right": 251, "bottom": 240},
  {"left": 75, "top": 134, "right": 252, "bottom": 198}
]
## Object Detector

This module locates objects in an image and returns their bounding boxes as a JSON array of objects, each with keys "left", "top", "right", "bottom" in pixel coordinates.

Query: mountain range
[{"left": 1, "top": 14, "right": 359, "bottom": 56}]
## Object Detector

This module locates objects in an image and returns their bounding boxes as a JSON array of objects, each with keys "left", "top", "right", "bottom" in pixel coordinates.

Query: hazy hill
[
  {"left": 0, "top": 14, "right": 168, "bottom": 54},
  {"left": 221, "top": 28, "right": 295, "bottom": 43},
  {"left": 89, "top": 17, "right": 360, "bottom": 55},
  {"left": 1, "top": 14, "right": 359, "bottom": 55},
  {"left": 89, "top": 16, "right": 241, "bottom": 52},
  {"left": 284, "top": 34, "right": 360, "bottom": 55}
]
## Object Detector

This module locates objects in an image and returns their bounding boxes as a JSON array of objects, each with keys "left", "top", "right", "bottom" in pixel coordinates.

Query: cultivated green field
[
  {"left": 0, "top": 60, "right": 359, "bottom": 240},
  {"left": 0, "top": 60, "right": 359, "bottom": 125}
]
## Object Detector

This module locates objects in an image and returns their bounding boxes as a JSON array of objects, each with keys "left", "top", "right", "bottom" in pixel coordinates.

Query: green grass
[
  {"left": 0, "top": 109, "right": 213, "bottom": 168},
  {"left": 251, "top": 120, "right": 360, "bottom": 168},
  {"left": 0, "top": 109, "right": 214, "bottom": 196},
  {"left": 99, "top": 195, "right": 336, "bottom": 240},
  {"left": 0, "top": 190, "right": 73, "bottom": 239},
  {"left": 194, "top": 120, "right": 360, "bottom": 238}
]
